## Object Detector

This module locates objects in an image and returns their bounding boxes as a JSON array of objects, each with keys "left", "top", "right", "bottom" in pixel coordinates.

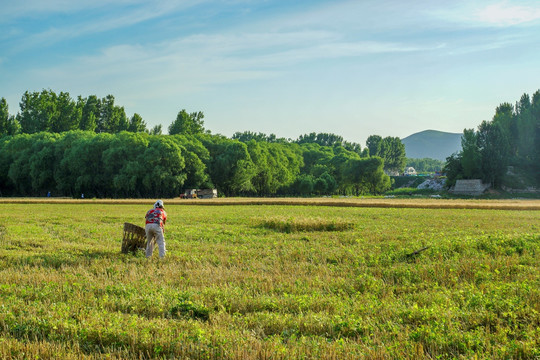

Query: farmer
[{"left": 145, "top": 199, "right": 168, "bottom": 258}]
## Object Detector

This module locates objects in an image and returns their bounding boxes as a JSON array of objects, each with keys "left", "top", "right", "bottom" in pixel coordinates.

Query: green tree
[
  {"left": 140, "top": 136, "right": 188, "bottom": 198},
  {"left": 492, "top": 102, "right": 516, "bottom": 158},
  {"left": 247, "top": 141, "right": 301, "bottom": 195},
  {"left": 405, "top": 158, "right": 444, "bottom": 173},
  {"left": 342, "top": 141, "right": 363, "bottom": 156},
  {"left": 115, "top": 106, "right": 129, "bottom": 132},
  {"left": 342, "top": 157, "right": 390, "bottom": 195},
  {"left": 365, "top": 135, "right": 382, "bottom": 157},
  {"left": 299, "top": 143, "right": 334, "bottom": 175},
  {"left": 0, "top": 136, "right": 13, "bottom": 194},
  {"left": 269, "top": 143, "right": 302, "bottom": 192},
  {"left": 97, "top": 95, "right": 114, "bottom": 132},
  {"left": 98, "top": 95, "right": 127, "bottom": 133},
  {"left": 233, "top": 131, "right": 272, "bottom": 143},
  {"left": 327, "top": 146, "right": 360, "bottom": 193},
  {"left": 445, "top": 90, "right": 540, "bottom": 189},
  {"left": 0, "top": 98, "right": 20, "bottom": 136},
  {"left": 477, "top": 121, "right": 508, "bottom": 187},
  {"left": 171, "top": 135, "right": 211, "bottom": 189},
  {"left": 128, "top": 113, "right": 147, "bottom": 133},
  {"left": 51, "top": 92, "right": 81, "bottom": 132},
  {"left": 28, "top": 133, "right": 60, "bottom": 195},
  {"left": 17, "top": 90, "right": 81, "bottom": 133},
  {"left": 460, "top": 129, "right": 481, "bottom": 179},
  {"left": 296, "top": 132, "right": 351, "bottom": 148},
  {"left": 6, "top": 134, "right": 51, "bottom": 195},
  {"left": 0, "top": 98, "right": 8, "bottom": 133},
  {"left": 246, "top": 140, "right": 270, "bottom": 195},
  {"left": 533, "top": 91, "right": 540, "bottom": 172},
  {"left": 515, "top": 94, "right": 536, "bottom": 162},
  {"left": 313, "top": 172, "right": 337, "bottom": 194},
  {"left": 18, "top": 90, "right": 58, "bottom": 133},
  {"left": 201, "top": 136, "right": 255, "bottom": 195},
  {"left": 296, "top": 133, "right": 317, "bottom": 144},
  {"left": 169, "top": 110, "right": 205, "bottom": 135},
  {"left": 442, "top": 153, "right": 463, "bottom": 188},
  {"left": 102, "top": 132, "right": 149, "bottom": 197},
  {"left": 149, "top": 124, "right": 163, "bottom": 135},
  {"left": 292, "top": 174, "right": 315, "bottom": 195},
  {"left": 54, "top": 131, "right": 94, "bottom": 197},
  {"left": 79, "top": 95, "right": 100, "bottom": 132},
  {"left": 63, "top": 133, "right": 114, "bottom": 197},
  {"left": 380, "top": 136, "right": 406, "bottom": 174}
]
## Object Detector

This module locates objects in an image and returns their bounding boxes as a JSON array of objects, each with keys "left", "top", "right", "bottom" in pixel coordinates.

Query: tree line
[
  {"left": 444, "top": 90, "right": 540, "bottom": 187},
  {"left": 0, "top": 90, "right": 163, "bottom": 135},
  {"left": 0, "top": 131, "right": 394, "bottom": 198},
  {"left": 0, "top": 90, "right": 409, "bottom": 198},
  {"left": 406, "top": 158, "right": 444, "bottom": 174}
]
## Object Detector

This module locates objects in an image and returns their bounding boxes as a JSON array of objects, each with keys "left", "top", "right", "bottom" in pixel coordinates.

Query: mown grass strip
[{"left": 1, "top": 197, "right": 540, "bottom": 210}]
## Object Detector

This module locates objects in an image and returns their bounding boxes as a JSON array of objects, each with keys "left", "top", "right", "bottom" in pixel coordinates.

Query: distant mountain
[{"left": 401, "top": 130, "right": 462, "bottom": 161}]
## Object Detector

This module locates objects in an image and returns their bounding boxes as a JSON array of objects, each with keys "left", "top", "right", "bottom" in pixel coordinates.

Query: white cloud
[
  {"left": 7, "top": 0, "right": 205, "bottom": 53},
  {"left": 477, "top": 2, "right": 540, "bottom": 26},
  {"left": 19, "top": 24, "right": 438, "bottom": 129},
  {"left": 251, "top": 0, "right": 431, "bottom": 35},
  {"left": 431, "top": 1, "right": 540, "bottom": 27},
  {"left": 29, "top": 28, "right": 432, "bottom": 92},
  {"left": 2, "top": 0, "right": 184, "bottom": 19},
  {"left": 7, "top": 0, "right": 538, "bottom": 136}
]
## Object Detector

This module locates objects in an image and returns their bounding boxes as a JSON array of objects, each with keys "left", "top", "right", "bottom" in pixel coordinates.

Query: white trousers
[{"left": 145, "top": 223, "right": 166, "bottom": 258}]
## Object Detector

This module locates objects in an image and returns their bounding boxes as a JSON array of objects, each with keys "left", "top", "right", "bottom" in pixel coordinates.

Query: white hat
[{"left": 154, "top": 200, "right": 164, "bottom": 208}]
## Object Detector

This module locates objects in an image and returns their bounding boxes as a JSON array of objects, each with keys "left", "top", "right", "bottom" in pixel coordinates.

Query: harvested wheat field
[{"left": 0, "top": 200, "right": 539, "bottom": 359}]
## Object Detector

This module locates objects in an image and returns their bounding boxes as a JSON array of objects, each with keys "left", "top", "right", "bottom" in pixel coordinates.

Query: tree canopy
[
  {"left": 168, "top": 110, "right": 205, "bottom": 135},
  {"left": 444, "top": 90, "right": 540, "bottom": 187},
  {"left": 405, "top": 158, "right": 444, "bottom": 173},
  {"left": 11, "top": 90, "right": 142, "bottom": 135},
  {"left": 0, "top": 129, "right": 393, "bottom": 197},
  {"left": 0, "top": 90, "right": 403, "bottom": 197}
]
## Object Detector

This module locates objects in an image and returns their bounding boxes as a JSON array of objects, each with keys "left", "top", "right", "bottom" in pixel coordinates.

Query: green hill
[{"left": 401, "top": 130, "right": 462, "bottom": 161}]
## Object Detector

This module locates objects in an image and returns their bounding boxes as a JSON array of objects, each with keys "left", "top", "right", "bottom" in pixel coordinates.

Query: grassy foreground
[{"left": 0, "top": 202, "right": 539, "bottom": 359}]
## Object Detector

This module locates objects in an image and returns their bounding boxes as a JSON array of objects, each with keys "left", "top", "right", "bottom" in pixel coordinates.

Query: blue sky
[{"left": 2, "top": 0, "right": 540, "bottom": 144}]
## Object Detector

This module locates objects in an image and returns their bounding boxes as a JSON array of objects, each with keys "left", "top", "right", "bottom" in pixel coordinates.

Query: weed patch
[
  {"left": 168, "top": 293, "right": 210, "bottom": 321},
  {"left": 258, "top": 216, "right": 354, "bottom": 233}
]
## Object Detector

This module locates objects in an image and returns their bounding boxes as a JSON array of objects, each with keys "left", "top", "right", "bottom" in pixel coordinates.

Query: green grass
[{"left": 0, "top": 203, "right": 539, "bottom": 359}]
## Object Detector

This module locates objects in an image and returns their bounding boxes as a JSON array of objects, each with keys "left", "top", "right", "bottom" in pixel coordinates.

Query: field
[{"left": 0, "top": 200, "right": 539, "bottom": 359}]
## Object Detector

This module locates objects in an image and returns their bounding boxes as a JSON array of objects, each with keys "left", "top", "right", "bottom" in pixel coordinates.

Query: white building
[{"left": 404, "top": 167, "right": 417, "bottom": 176}]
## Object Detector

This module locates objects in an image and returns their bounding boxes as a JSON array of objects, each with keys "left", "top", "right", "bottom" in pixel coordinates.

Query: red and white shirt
[{"left": 145, "top": 208, "right": 167, "bottom": 229}]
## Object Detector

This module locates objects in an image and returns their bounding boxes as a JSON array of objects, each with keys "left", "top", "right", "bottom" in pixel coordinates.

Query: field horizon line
[{"left": 1, "top": 197, "right": 540, "bottom": 210}]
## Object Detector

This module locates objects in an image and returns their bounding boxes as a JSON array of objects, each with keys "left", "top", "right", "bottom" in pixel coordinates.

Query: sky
[{"left": 1, "top": 0, "right": 540, "bottom": 144}]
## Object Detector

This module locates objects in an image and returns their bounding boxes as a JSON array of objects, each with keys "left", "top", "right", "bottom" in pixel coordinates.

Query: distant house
[{"left": 404, "top": 167, "right": 417, "bottom": 176}]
